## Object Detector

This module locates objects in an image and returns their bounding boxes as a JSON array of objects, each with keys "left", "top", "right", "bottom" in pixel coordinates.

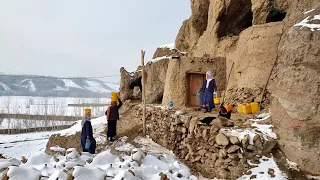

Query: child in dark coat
[
  {"left": 105, "top": 98, "right": 122, "bottom": 141},
  {"left": 80, "top": 112, "right": 96, "bottom": 154}
]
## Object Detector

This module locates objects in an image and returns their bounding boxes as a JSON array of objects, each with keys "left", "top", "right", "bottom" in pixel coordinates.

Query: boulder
[
  {"left": 253, "top": 134, "right": 263, "bottom": 149},
  {"left": 215, "top": 133, "right": 229, "bottom": 146},
  {"left": 227, "top": 145, "right": 241, "bottom": 154},
  {"left": 229, "top": 136, "right": 240, "bottom": 145},
  {"left": 241, "top": 134, "right": 250, "bottom": 148}
]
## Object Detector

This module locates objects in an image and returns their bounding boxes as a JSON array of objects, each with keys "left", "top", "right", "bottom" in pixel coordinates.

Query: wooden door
[{"left": 188, "top": 74, "right": 205, "bottom": 106}]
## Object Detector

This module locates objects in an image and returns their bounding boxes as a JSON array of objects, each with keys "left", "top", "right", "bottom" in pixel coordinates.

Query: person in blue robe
[
  {"left": 199, "top": 71, "right": 217, "bottom": 113},
  {"left": 80, "top": 114, "right": 96, "bottom": 154}
]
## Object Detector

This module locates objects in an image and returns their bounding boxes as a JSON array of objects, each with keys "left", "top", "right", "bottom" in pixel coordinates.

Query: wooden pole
[
  {"left": 257, "top": 58, "right": 277, "bottom": 115},
  {"left": 222, "top": 62, "right": 234, "bottom": 104},
  {"left": 141, "top": 50, "right": 146, "bottom": 135}
]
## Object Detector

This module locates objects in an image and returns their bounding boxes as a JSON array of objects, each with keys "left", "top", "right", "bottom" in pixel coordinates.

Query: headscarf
[
  {"left": 81, "top": 115, "right": 91, "bottom": 128},
  {"left": 206, "top": 71, "right": 214, "bottom": 88},
  {"left": 206, "top": 71, "right": 213, "bottom": 80}
]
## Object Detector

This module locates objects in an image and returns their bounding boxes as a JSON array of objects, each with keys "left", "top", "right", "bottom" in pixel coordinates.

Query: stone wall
[
  {"left": 162, "top": 57, "right": 226, "bottom": 107},
  {"left": 136, "top": 107, "right": 277, "bottom": 179}
]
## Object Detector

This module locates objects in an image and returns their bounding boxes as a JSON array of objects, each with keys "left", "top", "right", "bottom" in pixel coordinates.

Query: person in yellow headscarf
[{"left": 105, "top": 98, "right": 122, "bottom": 141}]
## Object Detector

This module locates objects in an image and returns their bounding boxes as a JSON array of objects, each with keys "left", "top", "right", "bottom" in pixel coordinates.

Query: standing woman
[
  {"left": 105, "top": 98, "right": 122, "bottom": 141},
  {"left": 80, "top": 110, "right": 96, "bottom": 154},
  {"left": 199, "top": 71, "right": 217, "bottom": 113}
]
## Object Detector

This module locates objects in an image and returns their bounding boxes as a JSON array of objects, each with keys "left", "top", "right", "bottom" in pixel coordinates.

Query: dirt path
[{"left": 96, "top": 105, "right": 143, "bottom": 152}]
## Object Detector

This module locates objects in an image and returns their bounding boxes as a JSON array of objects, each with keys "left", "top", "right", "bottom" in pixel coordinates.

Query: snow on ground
[
  {"left": 159, "top": 43, "right": 175, "bottom": 49},
  {"left": 304, "top": 9, "right": 315, "bottom": 14},
  {"left": 222, "top": 112, "right": 277, "bottom": 145},
  {"left": 221, "top": 128, "right": 257, "bottom": 144},
  {"left": 252, "top": 122, "right": 277, "bottom": 139},
  {"left": 248, "top": 113, "right": 271, "bottom": 122},
  {"left": 149, "top": 56, "right": 172, "bottom": 64},
  {"left": 0, "top": 118, "right": 73, "bottom": 129},
  {"left": 62, "top": 79, "right": 83, "bottom": 89},
  {"left": 0, "top": 131, "right": 57, "bottom": 158},
  {"left": 238, "top": 155, "right": 287, "bottom": 180},
  {"left": 2, "top": 147, "right": 197, "bottom": 180},
  {"left": 293, "top": 13, "right": 320, "bottom": 31}
]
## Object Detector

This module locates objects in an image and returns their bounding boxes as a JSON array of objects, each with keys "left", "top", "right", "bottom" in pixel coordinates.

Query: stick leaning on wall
[
  {"left": 141, "top": 50, "right": 146, "bottom": 135},
  {"left": 222, "top": 62, "right": 234, "bottom": 104}
]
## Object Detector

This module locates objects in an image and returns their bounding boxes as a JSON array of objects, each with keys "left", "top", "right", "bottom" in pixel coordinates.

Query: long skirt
[
  {"left": 200, "top": 89, "right": 215, "bottom": 112},
  {"left": 107, "top": 120, "right": 117, "bottom": 138},
  {"left": 80, "top": 135, "right": 96, "bottom": 154}
]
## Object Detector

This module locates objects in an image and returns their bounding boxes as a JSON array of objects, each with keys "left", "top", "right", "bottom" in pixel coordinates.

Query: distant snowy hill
[{"left": 0, "top": 75, "right": 119, "bottom": 97}]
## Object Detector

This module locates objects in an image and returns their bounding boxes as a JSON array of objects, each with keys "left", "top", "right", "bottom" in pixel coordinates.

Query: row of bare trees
[{"left": 0, "top": 96, "right": 108, "bottom": 134}]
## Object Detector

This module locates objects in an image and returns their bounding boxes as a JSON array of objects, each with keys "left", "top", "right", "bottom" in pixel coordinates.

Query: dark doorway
[
  {"left": 217, "top": 0, "right": 253, "bottom": 38},
  {"left": 266, "top": 10, "right": 287, "bottom": 23},
  {"left": 187, "top": 73, "right": 205, "bottom": 107}
]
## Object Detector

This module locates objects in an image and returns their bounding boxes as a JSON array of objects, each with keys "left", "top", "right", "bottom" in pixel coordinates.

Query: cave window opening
[
  {"left": 266, "top": 10, "right": 287, "bottom": 23},
  {"left": 156, "top": 93, "right": 164, "bottom": 104},
  {"left": 216, "top": 0, "right": 253, "bottom": 38}
]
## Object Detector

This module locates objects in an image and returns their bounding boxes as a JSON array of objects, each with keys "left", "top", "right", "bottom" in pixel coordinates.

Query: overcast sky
[{"left": 0, "top": 1, "right": 190, "bottom": 82}]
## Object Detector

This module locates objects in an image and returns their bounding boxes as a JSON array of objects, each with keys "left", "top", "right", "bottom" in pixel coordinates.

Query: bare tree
[
  {"left": 76, "top": 98, "right": 83, "bottom": 117},
  {"left": 43, "top": 97, "right": 49, "bottom": 129},
  {"left": 13, "top": 102, "right": 22, "bottom": 131},
  {"left": 4, "top": 96, "right": 11, "bottom": 134},
  {"left": 24, "top": 99, "right": 33, "bottom": 132}
]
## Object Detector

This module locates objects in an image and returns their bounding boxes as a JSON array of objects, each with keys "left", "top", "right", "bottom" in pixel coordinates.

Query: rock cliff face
[
  {"left": 270, "top": 8, "right": 320, "bottom": 175},
  {"left": 173, "top": 0, "right": 320, "bottom": 175}
]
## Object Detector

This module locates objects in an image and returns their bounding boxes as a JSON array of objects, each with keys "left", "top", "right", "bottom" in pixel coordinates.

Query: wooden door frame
[{"left": 186, "top": 72, "right": 206, "bottom": 107}]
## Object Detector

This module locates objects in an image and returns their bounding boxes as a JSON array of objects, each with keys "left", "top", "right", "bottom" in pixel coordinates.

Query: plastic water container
[
  {"left": 84, "top": 108, "right": 92, "bottom": 115},
  {"left": 196, "top": 91, "right": 201, "bottom": 100},
  {"left": 250, "top": 102, "right": 259, "bottom": 114},
  {"left": 214, "top": 98, "right": 220, "bottom": 105},
  {"left": 85, "top": 139, "right": 92, "bottom": 149},
  {"left": 111, "top": 92, "right": 118, "bottom": 102},
  {"left": 237, "top": 104, "right": 243, "bottom": 113},
  {"left": 213, "top": 93, "right": 220, "bottom": 105},
  {"left": 242, "top": 104, "right": 252, "bottom": 114},
  {"left": 168, "top": 101, "right": 174, "bottom": 108}
]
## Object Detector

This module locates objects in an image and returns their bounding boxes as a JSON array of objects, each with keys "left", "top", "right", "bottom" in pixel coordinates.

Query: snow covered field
[
  {"left": 0, "top": 96, "right": 111, "bottom": 117},
  {"left": 0, "top": 131, "right": 58, "bottom": 158},
  {"left": 0, "top": 118, "right": 74, "bottom": 130}
]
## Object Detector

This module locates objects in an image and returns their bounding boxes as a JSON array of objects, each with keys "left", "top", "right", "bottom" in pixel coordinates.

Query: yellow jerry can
[
  {"left": 250, "top": 102, "right": 259, "bottom": 114},
  {"left": 84, "top": 108, "right": 92, "bottom": 116},
  {"left": 111, "top": 92, "right": 118, "bottom": 102},
  {"left": 242, "top": 104, "right": 252, "bottom": 114},
  {"left": 214, "top": 97, "right": 220, "bottom": 105},
  {"left": 237, "top": 104, "right": 243, "bottom": 113}
]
